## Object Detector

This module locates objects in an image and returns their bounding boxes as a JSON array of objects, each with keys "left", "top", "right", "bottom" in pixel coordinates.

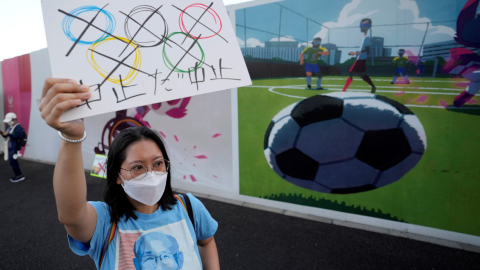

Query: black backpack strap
[
  {"left": 183, "top": 194, "right": 195, "bottom": 231},
  {"left": 175, "top": 194, "right": 195, "bottom": 231}
]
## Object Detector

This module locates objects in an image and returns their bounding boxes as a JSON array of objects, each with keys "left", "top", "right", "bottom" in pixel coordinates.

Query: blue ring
[{"left": 62, "top": 6, "right": 116, "bottom": 45}]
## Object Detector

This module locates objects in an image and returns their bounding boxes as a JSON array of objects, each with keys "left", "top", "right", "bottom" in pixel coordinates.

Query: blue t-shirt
[
  {"left": 68, "top": 194, "right": 217, "bottom": 270},
  {"left": 358, "top": 36, "right": 371, "bottom": 60}
]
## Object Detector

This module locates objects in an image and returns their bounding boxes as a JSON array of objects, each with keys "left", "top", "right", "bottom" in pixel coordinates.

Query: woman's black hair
[{"left": 104, "top": 126, "right": 176, "bottom": 224}]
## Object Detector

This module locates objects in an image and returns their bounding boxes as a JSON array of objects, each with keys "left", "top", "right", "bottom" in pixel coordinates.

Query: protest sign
[{"left": 42, "top": 0, "right": 251, "bottom": 121}]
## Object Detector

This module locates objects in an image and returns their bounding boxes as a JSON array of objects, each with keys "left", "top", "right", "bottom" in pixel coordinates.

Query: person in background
[{"left": 1, "top": 112, "right": 25, "bottom": 183}]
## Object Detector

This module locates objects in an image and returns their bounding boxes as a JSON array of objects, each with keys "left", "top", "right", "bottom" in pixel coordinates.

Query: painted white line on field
[
  {"left": 298, "top": 84, "right": 463, "bottom": 91},
  {"left": 267, "top": 87, "right": 305, "bottom": 99},
  {"left": 265, "top": 87, "right": 480, "bottom": 110},
  {"left": 308, "top": 77, "right": 470, "bottom": 83},
  {"left": 246, "top": 85, "right": 464, "bottom": 96},
  {"left": 322, "top": 88, "right": 461, "bottom": 96}
]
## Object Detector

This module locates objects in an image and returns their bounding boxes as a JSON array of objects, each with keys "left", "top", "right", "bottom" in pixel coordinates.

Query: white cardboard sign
[{"left": 42, "top": 0, "right": 251, "bottom": 121}]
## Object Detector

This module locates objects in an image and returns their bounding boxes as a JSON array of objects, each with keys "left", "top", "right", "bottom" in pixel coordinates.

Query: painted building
[{"left": 423, "top": 40, "right": 480, "bottom": 58}]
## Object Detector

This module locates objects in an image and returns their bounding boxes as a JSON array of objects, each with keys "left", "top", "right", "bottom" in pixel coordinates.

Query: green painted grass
[{"left": 238, "top": 76, "right": 480, "bottom": 237}]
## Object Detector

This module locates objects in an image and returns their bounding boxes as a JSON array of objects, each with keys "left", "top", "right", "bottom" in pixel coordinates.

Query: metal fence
[{"left": 241, "top": 47, "right": 303, "bottom": 62}]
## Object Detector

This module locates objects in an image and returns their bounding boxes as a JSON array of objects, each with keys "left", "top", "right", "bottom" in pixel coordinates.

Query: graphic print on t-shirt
[{"left": 116, "top": 220, "right": 201, "bottom": 270}]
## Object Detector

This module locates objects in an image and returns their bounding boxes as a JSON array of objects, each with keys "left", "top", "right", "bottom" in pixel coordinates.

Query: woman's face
[{"left": 117, "top": 139, "right": 164, "bottom": 184}]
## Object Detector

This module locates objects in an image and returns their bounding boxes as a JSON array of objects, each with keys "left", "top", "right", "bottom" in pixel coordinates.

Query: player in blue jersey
[{"left": 342, "top": 18, "right": 376, "bottom": 93}]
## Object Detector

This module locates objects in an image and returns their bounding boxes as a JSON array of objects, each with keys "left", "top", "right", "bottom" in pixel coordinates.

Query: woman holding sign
[{"left": 38, "top": 78, "right": 220, "bottom": 270}]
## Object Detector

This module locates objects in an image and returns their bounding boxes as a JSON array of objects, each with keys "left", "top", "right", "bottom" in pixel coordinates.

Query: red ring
[{"left": 179, "top": 3, "right": 222, "bottom": 40}]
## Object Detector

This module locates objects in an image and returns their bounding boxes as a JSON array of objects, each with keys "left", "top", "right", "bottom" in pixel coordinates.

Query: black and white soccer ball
[{"left": 264, "top": 92, "right": 427, "bottom": 194}]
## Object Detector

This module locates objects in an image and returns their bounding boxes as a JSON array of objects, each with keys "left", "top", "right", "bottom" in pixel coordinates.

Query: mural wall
[
  {"left": 1, "top": 0, "right": 480, "bottom": 247},
  {"left": 234, "top": 0, "right": 480, "bottom": 238},
  {"left": 81, "top": 87, "right": 235, "bottom": 193}
]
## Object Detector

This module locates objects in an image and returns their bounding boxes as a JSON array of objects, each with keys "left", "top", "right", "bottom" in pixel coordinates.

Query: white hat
[{"left": 3, "top": 112, "right": 17, "bottom": 123}]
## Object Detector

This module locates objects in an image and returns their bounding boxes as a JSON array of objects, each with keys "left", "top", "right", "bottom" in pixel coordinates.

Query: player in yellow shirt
[
  {"left": 300, "top": 37, "right": 329, "bottom": 89},
  {"left": 391, "top": 49, "right": 410, "bottom": 84}
]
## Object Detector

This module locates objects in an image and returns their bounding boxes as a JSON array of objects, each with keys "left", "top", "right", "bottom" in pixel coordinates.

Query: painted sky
[{"left": 236, "top": 0, "right": 477, "bottom": 62}]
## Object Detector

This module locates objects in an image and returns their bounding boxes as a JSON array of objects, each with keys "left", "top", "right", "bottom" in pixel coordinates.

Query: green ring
[{"left": 162, "top": 32, "right": 205, "bottom": 73}]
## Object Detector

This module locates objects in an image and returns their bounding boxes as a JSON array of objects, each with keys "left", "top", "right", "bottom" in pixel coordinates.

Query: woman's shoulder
[{"left": 88, "top": 201, "right": 111, "bottom": 218}]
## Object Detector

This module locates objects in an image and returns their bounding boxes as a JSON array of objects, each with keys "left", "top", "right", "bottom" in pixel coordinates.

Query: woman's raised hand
[{"left": 39, "top": 78, "right": 91, "bottom": 140}]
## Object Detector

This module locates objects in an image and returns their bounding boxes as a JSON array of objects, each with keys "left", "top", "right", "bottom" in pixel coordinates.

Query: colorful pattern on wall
[{"left": 1, "top": 54, "right": 31, "bottom": 155}]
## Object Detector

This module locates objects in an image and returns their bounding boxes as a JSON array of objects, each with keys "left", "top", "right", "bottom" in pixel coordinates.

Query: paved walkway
[{"left": 1, "top": 156, "right": 480, "bottom": 269}]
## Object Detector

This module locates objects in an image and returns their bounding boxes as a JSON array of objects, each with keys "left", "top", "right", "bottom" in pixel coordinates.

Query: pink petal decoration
[
  {"left": 194, "top": 155, "right": 208, "bottom": 159},
  {"left": 167, "top": 99, "right": 180, "bottom": 106},
  {"left": 189, "top": 175, "right": 197, "bottom": 182},
  {"left": 193, "top": 164, "right": 196, "bottom": 166},
  {"left": 166, "top": 108, "right": 188, "bottom": 119},
  {"left": 467, "top": 99, "right": 478, "bottom": 104},
  {"left": 213, "top": 175, "right": 218, "bottom": 178},
  {"left": 416, "top": 95, "right": 428, "bottom": 103},
  {"left": 180, "top": 163, "right": 182, "bottom": 165},
  {"left": 212, "top": 133, "right": 222, "bottom": 138},
  {"left": 160, "top": 131, "right": 166, "bottom": 138},
  {"left": 194, "top": 145, "right": 197, "bottom": 149},
  {"left": 174, "top": 135, "right": 179, "bottom": 142},
  {"left": 406, "top": 99, "right": 412, "bottom": 103},
  {"left": 183, "top": 175, "right": 186, "bottom": 180},
  {"left": 414, "top": 87, "right": 419, "bottom": 89},
  {"left": 440, "top": 100, "right": 448, "bottom": 108},
  {"left": 395, "top": 91, "right": 405, "bottom": 96},
  {"left": 185, "top": 148, "right": 186, "bottom": 151}
]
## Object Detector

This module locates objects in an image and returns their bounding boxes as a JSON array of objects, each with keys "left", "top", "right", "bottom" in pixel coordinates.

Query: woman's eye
[
  {"left": 132, "top": 165, "right": 144, "bottom": 171},
  {"left": 155, "top": 161, "right": 163, "bottom": 166}
]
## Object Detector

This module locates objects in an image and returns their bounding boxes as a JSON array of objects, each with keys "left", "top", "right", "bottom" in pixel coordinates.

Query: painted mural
[
  {"left": 236, "top": 0, "right": 480, "bottom": 237},
  {"left": 83, "top": 90, "right": 235, "bottom": 193}
]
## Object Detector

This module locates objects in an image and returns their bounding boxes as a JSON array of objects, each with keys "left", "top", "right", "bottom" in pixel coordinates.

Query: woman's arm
[
  {"left": 39, "top": 78, "right": 97, "bottom": 243},
  {"left": 198, "top": 236, "right": 220, "bottom": 270}
]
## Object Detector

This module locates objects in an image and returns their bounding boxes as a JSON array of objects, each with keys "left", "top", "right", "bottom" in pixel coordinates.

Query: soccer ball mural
[{"left": 264, "top": 92, "right": 427, "bottom": 194}]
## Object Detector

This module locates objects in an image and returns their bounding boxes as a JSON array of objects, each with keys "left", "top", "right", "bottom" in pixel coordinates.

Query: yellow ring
[{"left": 87, "top": 37, "right": 141, "bottom": 86}]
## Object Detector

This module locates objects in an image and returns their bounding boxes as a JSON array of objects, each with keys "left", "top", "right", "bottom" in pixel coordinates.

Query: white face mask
[
  {"left": 9, "top": 120, "right": 15, "bottom": 126},
  {"left": 118, "top": 172, "right": 168, "bottom": 206}
]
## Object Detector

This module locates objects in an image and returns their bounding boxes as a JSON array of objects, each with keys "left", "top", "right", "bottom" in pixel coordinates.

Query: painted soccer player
[
  {"left": 300, "top": 37, "right": 329, "bottom": 90},
  {"left": 444, "top": 48, "right": 480, "bottom": 107},
  {"left": 391, "top": 49, "right": 410, "bottom": 84},
  {"left": 343, "top": 19, "right": 376, "bottom": 93},
  {"left": 449, "top": 0, "right": 480, "bottom": 107}
]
